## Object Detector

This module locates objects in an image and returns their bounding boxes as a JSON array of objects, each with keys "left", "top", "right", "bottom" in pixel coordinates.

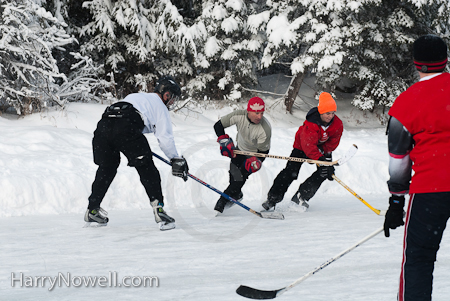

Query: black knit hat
[{"left": 413, "top": 34, "right": 448, "bottom": 73}]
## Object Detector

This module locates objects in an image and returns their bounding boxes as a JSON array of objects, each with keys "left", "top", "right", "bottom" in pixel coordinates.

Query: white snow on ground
[{"left": 1, "top": 96, "right": 449, "bottom": 300}]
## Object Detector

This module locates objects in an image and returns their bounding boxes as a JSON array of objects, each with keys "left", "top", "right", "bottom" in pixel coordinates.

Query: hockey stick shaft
[
  {"left": 234, "top": 144, "right": 357, "bottom": 166},
  {"left": 152, "top": 152, "right": 284, "bottom": 220},
  {"left": 234, "top": 150, "right": 338, "bottom": 165},
  {"left": 236, "top": 227, "right": 384, "bottom": 299},
  {"left": 278, "top": 226, "right": 384, "bottom": 296},
  {"left": 332, "top": 174, "right": 385, "bottom": 216}
]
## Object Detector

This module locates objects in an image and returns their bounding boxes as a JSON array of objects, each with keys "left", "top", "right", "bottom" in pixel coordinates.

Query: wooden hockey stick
[
  {"left": 332, "top": 174, "right": 386, "bottom": 216},
  {"left": 234, "top": 144, "right": 358, "bottom": 166},
  {"left": 313, "top": 160, "right": 385, "bottom": 216}
]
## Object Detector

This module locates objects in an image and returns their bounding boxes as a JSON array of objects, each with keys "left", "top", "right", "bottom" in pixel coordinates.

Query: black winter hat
[{"left": 413, "top": 34, "right": 448, "bottom": 73}]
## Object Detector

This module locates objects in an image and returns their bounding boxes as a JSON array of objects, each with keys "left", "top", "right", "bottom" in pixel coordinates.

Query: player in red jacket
[
  {"left": 384, "top": 34, "right": 450, "bottom": 301},
  {"left": 262, "top": 92, "right": 343, "bottom": 210}
]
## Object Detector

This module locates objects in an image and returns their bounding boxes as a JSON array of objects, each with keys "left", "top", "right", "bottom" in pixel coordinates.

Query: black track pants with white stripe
[{"left": 399, "top": 192, "right": 450, "bottom": 301}]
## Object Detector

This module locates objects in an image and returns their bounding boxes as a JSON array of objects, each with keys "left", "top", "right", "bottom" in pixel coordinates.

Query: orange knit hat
[{"left": 317, "top": 92, "right": 337, "bottom": 114}]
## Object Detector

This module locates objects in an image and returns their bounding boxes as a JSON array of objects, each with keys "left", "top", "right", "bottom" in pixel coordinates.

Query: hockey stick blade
[
  {"left": 336, "top": 144, "right": 358, "bottom": 166},
  {"left": 236, "top": 285, "right": 282, "bottom": 299},
  {"left": 259, "top": 212, "right": 284, "bottom": 220}
]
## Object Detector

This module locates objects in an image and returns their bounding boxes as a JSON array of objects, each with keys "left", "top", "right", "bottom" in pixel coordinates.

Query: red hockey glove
[
  {"left": 245, "top": 156, "right": 262, "bottom": 173},
  {"left": 217, "top": 134, "right": 235, "bottom": 158}
]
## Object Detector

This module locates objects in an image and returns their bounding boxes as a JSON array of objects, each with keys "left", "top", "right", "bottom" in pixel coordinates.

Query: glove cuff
[
  {"left": 217, "top": 134, "right": 230, "bottom": 142},
  {"left": 389, "top": 195, "right": 405, "bottom": 209}
]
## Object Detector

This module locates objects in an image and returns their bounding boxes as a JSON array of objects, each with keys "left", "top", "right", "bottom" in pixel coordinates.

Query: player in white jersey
[{"left": 84, "top": 75, "right": 188, "bottom": 230}]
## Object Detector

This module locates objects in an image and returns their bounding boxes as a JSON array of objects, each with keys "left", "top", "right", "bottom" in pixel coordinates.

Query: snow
[
  {"left": 347, "top": 1, "right": 363, "bottom": 12},
  {"left": 291, "top": 57, "right": 306, "bottom": 74},
  {"left": 221, "top": 48, "right": 238, "bottom": 60},
  {"left": 1, "top": 90, "right": 450, "bottom": 300},
  {"left": 225, "top": 0, "right": 244, "bottom": 12},
  {"left": 247, "top": 11, "right": 271, "bottom": 34},
  {"left": 211, "top": 4, "right": 228, "bottom": 21},
  {"left": 205, "top": 36, "right": 221, "bottom": 57},
  {"left": 266, "top": 15, "right": 297, "bottom": 47},
  {"left": 221, "top": 17, "right": 240, "bottom": 34}
]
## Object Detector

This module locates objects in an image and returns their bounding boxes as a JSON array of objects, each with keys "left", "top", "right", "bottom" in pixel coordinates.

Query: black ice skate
[
  {"left": 262, "top": 195, "right": 281, "bottom": 211},
  {"left": 84, "top": 207, "right": 109, "bottom": 227},
  {"left": 291, "top": 191, "right": 309, "bottom": 211},
  {"left": 151, "top": 200, "right": 176, "bottom": 231},
  {"left": 262, "top": 200, "right": 275, "bottom": 211},
  {"left": 214, "top": 193, "right": 243, "bottom": 215}
]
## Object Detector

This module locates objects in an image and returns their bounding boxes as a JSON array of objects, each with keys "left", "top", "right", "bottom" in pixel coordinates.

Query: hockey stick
[
  {"left": 234, "top": 144, "right": 358, "bottom": 166},
  {"left": 152, "top": 152, "right": 284, "bottom": 220},
  {"left": 332, "top": 174, "right": 386, "bottom": 216},
  {"left": 236, "top": 226, "right": 384, "bottom": 299}
]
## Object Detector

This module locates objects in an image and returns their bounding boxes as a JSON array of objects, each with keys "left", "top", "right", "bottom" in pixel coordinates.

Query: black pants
[
  {"left": 216, "top": 154, "right": 253, "bottom": 204},
  {"left": 268, "top": 148, "right": 326, "bottom": 203},
  {"left": 88, "top": 102, "right": 163, "bottom": 209},
  {"left": 399, "top": 192, "right": 450, "bottom": 301}
]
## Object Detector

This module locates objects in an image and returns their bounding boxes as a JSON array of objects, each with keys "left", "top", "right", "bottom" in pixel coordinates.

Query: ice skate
[
  {"left": 84, "top": 207, "right": 109, "bottom": 227},
  {"left": 214, "top": 193, "right": 243, "bottom": 216},
  {"left": 262, "top": 195, "right": 280, "bottom": 211},
  {"left": 291, "top": 191, "right": 309, "bottom": 212},
  {"left": 151, "top": 200, "right": 176, "bottom": 231}
]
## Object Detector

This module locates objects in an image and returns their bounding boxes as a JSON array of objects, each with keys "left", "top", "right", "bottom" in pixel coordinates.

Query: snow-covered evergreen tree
[
  {"left": 251, "top": 0, "right": 450, "bottom": 114},
  {"left": 248, "top": 0, "right": 350, "bottom": 112},
  {"left": 78, "top": 0, "right": 202, "bottom": 98},
  {"left": 0, "top": 0, "right": 74, "bottom": 115},
  {"left": 3, "top": 0, "right": 450, "bottom": 115},
  {"left": 187, "top": 0, "right": 262, "bottom": 101},
  {"left": 317, "top": 0, "right": 435, "bottom": 112},
  {"left": 41, "top": 0, "right": 116, "bottom": 104}
]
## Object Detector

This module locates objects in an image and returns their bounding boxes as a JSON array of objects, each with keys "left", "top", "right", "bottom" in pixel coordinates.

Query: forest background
[{"left": 1, "top": 0, "right": 450, "bottom": 119}]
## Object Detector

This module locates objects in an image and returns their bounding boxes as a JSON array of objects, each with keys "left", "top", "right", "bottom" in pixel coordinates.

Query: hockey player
[
  {"left": 262, "top": 92, "right": 343, "bottom": 210},
  {"left": 84, "top": 75, "right": 189, "bottom": 230},
  {"left": 384, "top": 34, "right": 450, "bottom": 301},
  {"left": 213, "top": 97, "right": 272, "bottom": 213}
]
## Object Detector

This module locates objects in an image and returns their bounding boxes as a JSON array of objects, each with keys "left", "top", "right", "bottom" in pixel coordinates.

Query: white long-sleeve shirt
[{"left": 123, "top": 93, "right": 179, "bottom": 159}]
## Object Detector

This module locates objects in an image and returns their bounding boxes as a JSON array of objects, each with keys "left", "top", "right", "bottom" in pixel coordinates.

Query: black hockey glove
[
  {"left": 318, "top": 155, "right": 334, "bottom": 181},
  {"left": 384, "top": 195, "right": 405, "bottom": 237},
  {"left": 171, "top": 157, "right": 189, "bottom": 182}
]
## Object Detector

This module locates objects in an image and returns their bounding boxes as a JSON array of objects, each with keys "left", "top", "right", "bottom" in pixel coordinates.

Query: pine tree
[
  {"left": 187, "top": 0, "right": 261, "bottom": 101},
  {"left": 253, "top": 0, "right": 450, "bottom": 115},
  {"left": 42, "top": 0, "right": 116, "bottom": 104},
  {"left": 0, "top": 0, "right": 74, "bottom": 115},
  {"left": 78, "top": 0, "right": 202, "bottom": 98},
  {"left": 249, "top": 0, "right": 350, "bottom": 112},
  {"left": 316, "top": 0, "right": 431, "bottom": 113}
]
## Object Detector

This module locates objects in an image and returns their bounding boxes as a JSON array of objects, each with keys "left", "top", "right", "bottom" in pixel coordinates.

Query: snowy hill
[{"left": 1, "top": 99, "right": 449, "bottom": 300}]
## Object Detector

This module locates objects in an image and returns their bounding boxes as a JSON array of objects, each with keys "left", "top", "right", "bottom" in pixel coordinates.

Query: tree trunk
[{"left": 284, "top": 72, "right": 305, "bottom": 114}]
